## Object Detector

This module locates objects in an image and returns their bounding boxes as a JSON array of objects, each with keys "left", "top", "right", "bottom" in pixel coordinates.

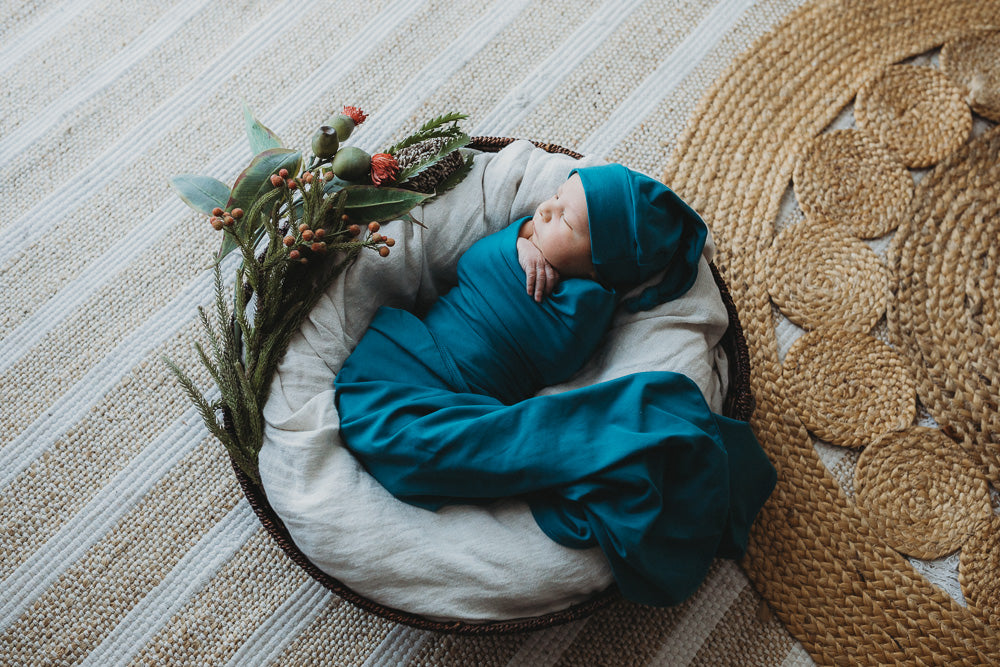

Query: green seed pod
[
  {"left": 311, "top": 126, "right": 339, "bottom": 159},
  {"left": 331, "top": 146, "right": 372, "bottom": 181},
  {"left": 325, "top": 114, "right": 356, "bottom": 141}
]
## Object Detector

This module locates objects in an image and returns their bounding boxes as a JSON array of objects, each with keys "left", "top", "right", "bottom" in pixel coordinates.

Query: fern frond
[
  {"left": 162, "top": 355, "right": 231, "bottom": 447},
  {"left": 193, "top": 341, "right": 228, "bottom": 395},
  {"left": 197, "top": 304, "right": 225, "bottom": 368},
  {"left": 417, "top": 111, "right": 468, "bottom": 132}
]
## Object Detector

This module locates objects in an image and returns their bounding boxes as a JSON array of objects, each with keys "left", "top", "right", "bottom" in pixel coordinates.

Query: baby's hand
[{"left": 517, "top": 236, "right": 560, "bottom": 302}]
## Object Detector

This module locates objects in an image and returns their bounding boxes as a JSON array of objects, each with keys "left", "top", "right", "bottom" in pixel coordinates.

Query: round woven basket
[{"left": 228, "top": 137, "right": 755, "bottom": 634}]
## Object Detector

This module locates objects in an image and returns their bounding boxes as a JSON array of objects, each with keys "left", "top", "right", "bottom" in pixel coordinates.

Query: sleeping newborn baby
[
  {"left": 515, "top": 171, "right": 596, "bottom": 302},
  {"left": 334, "top": 163, "right": 776, "bottom": 608}
]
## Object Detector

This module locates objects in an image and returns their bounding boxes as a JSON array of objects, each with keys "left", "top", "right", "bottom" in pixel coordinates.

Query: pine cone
[{"left": 395, "top": 137, "right": 464, "bottom": 193}]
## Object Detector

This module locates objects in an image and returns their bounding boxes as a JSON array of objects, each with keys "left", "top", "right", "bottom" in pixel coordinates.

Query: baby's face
[{"left": 530, "top": 174, "right": 595, "bottom": 279}]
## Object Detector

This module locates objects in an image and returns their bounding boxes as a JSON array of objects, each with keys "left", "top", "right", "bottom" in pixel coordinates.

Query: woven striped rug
[{"left": 6, "top": 0, "right": 994, "bottom": 664}]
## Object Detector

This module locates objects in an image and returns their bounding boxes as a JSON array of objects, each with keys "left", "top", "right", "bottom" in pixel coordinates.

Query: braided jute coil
[
  {"left": 231, "top": 137, "right": 755, "bottom": 634},
  {"left": 792, "top": 129, "right": 913, "bottom": 239},
  {"left": 853, "top": 427, "right": 991, "bottom": 559},
  {"left": 941, "top": 29, "right": 1000, "bottom": 122},
  {"left": 663, "top": 0, "right": 1000, "bottom": 662},
  {"left": 855, "top": 64, "right": 973, "bottom": 168},
  {"left": 781, "top": 330, "right": 915, "bottom": 448},
  {"left": 764, "top": 219, "right": 889, "bottom": 333},
  {"left": 959, "top": 515, "right": 1000, "bottom": 629},
  {"left": 888, "top": 126, "right": 1000, "bottom": 486}
]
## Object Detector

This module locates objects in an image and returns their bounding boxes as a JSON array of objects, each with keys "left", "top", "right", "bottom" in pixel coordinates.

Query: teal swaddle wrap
[{"left": 334, "top": 194, "right": 776, "bottom": 606}]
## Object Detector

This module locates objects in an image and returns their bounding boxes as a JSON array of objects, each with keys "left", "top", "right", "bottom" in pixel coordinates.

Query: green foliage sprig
[{"left": 164, "top": 104, "right": 469, "bottom": 484}]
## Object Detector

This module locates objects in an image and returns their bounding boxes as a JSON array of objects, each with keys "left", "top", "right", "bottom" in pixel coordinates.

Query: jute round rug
[{"left": 664, "top": 1, "right": 999, "bottom": 663}]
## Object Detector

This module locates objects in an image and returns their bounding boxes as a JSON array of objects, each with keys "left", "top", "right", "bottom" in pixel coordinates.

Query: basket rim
[{"left": 230, "top": 136, "right": 755, "bottom": 634}]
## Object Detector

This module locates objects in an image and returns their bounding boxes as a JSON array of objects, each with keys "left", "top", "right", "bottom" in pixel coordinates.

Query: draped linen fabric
[{"left": 259, "top": 140, "right": 744, "bottom": 620}]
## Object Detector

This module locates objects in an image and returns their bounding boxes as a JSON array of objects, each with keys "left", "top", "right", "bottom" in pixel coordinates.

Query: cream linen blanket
[{"left": 258, "top": 140, "right": 730, "bottom": 622}]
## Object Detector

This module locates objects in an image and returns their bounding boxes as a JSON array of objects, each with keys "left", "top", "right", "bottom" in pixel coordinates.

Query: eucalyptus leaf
[
  {"left": 341, "top": 186, "right": 431, "bottom": 223},
  {"left": 226, "top": 148, "right": 302, "bottom": 213},
  {"left": 242, "top": 101, "right": 282, "bottom": 155},
  {"left": 170, "top": 174, "right": 230, "bottom": 215}
]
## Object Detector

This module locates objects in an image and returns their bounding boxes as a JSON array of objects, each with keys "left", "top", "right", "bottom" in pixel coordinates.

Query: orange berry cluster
[
  {"left": 283, "top": 221, "right": 329, "bottom": 263},
  {"left": 268, "top": 167, "right": 334, "bottom": 192},
  {"left": 209, "top": 206, "right": 244, "bottom": 230},
  {"left": 363, "top": 221, "right": 395, "bottom": 257}
]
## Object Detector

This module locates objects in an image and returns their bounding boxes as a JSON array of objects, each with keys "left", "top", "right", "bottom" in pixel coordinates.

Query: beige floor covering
[{"left": 4, "top": 0, "right": 994, "bottom": 664}]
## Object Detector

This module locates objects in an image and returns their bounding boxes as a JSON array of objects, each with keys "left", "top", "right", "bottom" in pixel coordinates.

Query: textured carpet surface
[{"left": 6, "top": 0, "right": 995, "bottom": 664}]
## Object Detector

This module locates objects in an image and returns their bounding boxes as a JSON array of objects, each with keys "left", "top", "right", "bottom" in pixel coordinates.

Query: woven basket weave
[{"left": 229, "top": 136, "right": 755, "bottom": 634}]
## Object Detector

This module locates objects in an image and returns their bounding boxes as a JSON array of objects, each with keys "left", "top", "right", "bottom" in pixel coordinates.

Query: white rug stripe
[
  {"left": 650, "top": 560, "right": 748, "bottom": 666},
  {"left": 505, "top": 620, "right": 587, "bottom": 667},
  {"left": 0, "top": 0, "right": 426, "bottom": 370},
  {"left": 361, "top": 625, "right": 434, "bottom": 667},
  {"left": 471, "top": 0, "right": 647, "bottom": 138},
  {"left": 352, "top": 0, "right": 534, "bottom": 153},
  {"left": 0, "top": 6, "right": 303, "bottom": 365},
  {"left": 223, "top": 579, "right": 332, "bottom": 667},
  {"left": 78, "top": 501, "right": 259, "bottom": 667},
  {"left": 0, "top": 0, "right": 101, "bottom": 76},
  {"left": 0, "top": 0, "right": 301, "bottom": 264},
  {"left": 580, "top": 0, "right": 751, "bottom": 157},
  {"left": 0, "top": 0, "right": 211, "bottom": 164},
  {"left": 0, "top": 250, "right": 240, "bottom": 488},
  {"left": 781, "top": 642, "right": 816, "bottom": 667},
  {"left": 0, "top": 405, "right": 210, "bottom": 631}
]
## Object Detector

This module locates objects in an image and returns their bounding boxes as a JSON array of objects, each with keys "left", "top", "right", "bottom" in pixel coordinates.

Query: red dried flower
[
  {"left": 342, "top": 106, "right": 367, "bottom": 125},
  {"left": 370, "top": 153, "right": 399, "bottom": 186}
]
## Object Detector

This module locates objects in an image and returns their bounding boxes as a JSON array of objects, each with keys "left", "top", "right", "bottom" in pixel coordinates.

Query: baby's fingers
[
  {"left": 543, "top": 264, "right": 560, "bottom": 295},
  {"left": 532, "top": 265, "right": 546, "bottom": 302},
  {"left": 525, "top": 267, "right": 537, "bottom": 299}
]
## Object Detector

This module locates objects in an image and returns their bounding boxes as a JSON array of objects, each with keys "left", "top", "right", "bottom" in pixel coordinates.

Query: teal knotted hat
[{"left": 570, "top": 163, "right": 708, "bottom": 312}]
